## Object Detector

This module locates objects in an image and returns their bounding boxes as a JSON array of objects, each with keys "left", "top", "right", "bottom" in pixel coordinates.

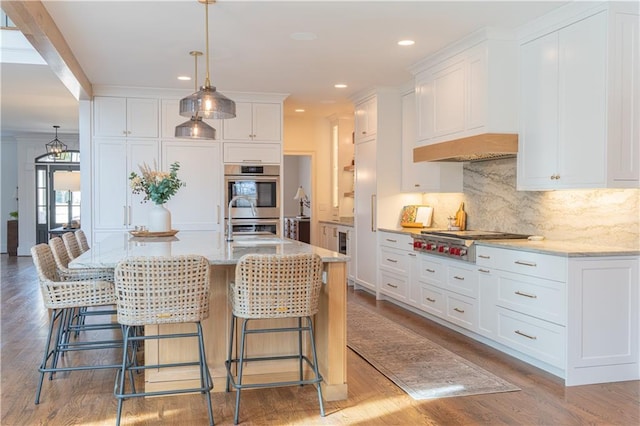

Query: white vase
[{"left": 148, "top": 203, "right": 171, "bottom": 232}]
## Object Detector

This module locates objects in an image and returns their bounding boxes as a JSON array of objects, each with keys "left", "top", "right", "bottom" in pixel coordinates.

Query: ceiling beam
[{"left": 3, "top": 0, "right": 92, "bottom": 100}]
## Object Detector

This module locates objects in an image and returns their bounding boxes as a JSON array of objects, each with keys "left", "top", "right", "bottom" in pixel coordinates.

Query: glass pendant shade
[
  {"left": 175, "top": 116, "right": 216, "bottom": 139},
  {"left": 46, "top": 125, "right": 67, "bottom": 159},
  {"left": 179, "top": 86, "right": 236, "bottom": 119}
]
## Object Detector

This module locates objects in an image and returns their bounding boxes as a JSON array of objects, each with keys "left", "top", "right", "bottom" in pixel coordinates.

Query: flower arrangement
[{"left": 129, "top": 161, "right": 185, "bottom": 205}]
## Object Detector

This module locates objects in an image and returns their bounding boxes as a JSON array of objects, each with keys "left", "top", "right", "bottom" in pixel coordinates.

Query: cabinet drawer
[
  {"left": 379, "top": 232, "right": 414, "bottom": 251},
  {"left": 496, "top": 307, "right": 566, "bottom": 368},
  {"left": 380, "top": 246, "right": 409, "bottom": 273},
  {"left": 477, "top": 246, "right": 567, "bottom": 282},
  {"left": 379, "top": 270, "right": 407, "bottom": 301},
  {"left": 446, "top": 263, "right": 478, "bottom": 298},
  {"left": 497, "top": 271, "right": 566, "bottom": 326},
  {"left": 417, "top": 255, "right": 445, "bottom": 286},
  {"left": 445, "top": 292, "right": 477, "bottom": 331},
  {"left": 420, "top": 283, "right": 446, "bottom": 317},
  {"left": 223, "top": 142, "right": 281, "bottom": 164}
]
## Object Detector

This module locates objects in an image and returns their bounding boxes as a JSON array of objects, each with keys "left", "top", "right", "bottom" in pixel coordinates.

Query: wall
[
  {"left": 283, "top": 114, "right": 331, "bottom": 221},
  {"left": 6, "top": 133, "right": 80, "bottom": 255},
  {"left": 422, "top": 158, "right": 640, "bottom": 248},
  {"left": 0, "top": 138, "right": 19, "bottom": 253}
]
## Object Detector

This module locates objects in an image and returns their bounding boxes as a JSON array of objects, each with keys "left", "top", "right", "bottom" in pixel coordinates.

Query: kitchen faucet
[{"left": 227, "top": 195, "right": 257, "bottom": 242}]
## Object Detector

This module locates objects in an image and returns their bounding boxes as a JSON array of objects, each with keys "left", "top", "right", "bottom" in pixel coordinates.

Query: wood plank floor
[{"left": 2, "top": 253, "right": 638, "bottom": 425}]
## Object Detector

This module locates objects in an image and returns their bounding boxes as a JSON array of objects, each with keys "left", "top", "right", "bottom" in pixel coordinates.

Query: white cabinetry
[
  {"left": 566, "top": 257, "right": 639, "bottom": 385},
  {"left": 410, "top": 29, "right": 518, "bottom": 147},
  {"left": 93, "top": 138, "right": 160, "bottom": 234},
  {"left": 162, "top": 141, "right": 222, "bottom": 231},
  {"left": 378, "top": 231, "right": 416, "bottom": 304},
  {"left": 94, "top": 96, "right": 159, "bottom": 138},
  {"left": 352, "top": 89, "right": 403, "bottom": 294},
  {"left": 223, "top": 102, "right": 281, "bottom": 141},
  {"left": 222, "top": 142, "right": 281, "bottom": 164},
  {"left": 518, "top": 3, "right": 639, "bottom": 189},
  {"left": 354, "top": 96, "right": 377, "bottom": 142},
  {"left": 319, "top": 222, "right": 338, "bottom": 251},
  {"left": 476, "top": 244, "right": 639, "bottom": 385},
  {"left": 401, "top": 90, "right": 463, "bottom": 193},
  {"left": 416, "top": 253, "right": 479, "bottom": 332}
]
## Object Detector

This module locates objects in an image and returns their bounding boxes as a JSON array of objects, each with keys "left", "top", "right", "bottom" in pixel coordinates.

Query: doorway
[
  {"left": 283, "top": 154, "right": 312, "bottom": 239},
  {"left": 34, "top": 151, "right": 80, "bottom": 243}
]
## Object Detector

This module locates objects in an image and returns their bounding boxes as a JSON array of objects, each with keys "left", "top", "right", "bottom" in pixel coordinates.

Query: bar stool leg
[
  {"left": 307, "top": 316, "right": 325, "bottom": 417},
  {"left": 234, "top": 318, "right": 249, "bottom": 425},
  {"left": 225, "top": 314, "right": 236, "bottom": 392},
  {"left": 196, "top": 322, "right": 215, "bottom": 426}
]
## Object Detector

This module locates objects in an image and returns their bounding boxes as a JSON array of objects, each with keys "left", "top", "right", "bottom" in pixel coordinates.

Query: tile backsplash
[{"left": 422, "top": 158, "right": 639, "bottom": 248}]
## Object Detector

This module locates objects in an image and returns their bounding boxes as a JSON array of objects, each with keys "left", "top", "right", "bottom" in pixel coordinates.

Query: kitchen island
[{"left": 70, "top": 231, "right": 350, "bottom": 400}]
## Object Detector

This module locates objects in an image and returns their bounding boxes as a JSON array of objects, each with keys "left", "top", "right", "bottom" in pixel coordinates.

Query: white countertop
[
  {"left": 379, "top": 227, "right": 639, "bottom": 258},
  {"left": 70, "top": 231, "right": 349, "bottom": 269}
]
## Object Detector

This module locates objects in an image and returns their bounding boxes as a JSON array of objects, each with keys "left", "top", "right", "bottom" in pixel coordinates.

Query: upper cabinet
[
  {"left": 409, "top": 29, "right": 518, "bottom": 147},
  {"left": 517, "top": 3, "right": 639, "bottom": 190},
  {"left": 354, "top": 96, "right": 377, "bottom": 142},
  {"left": 94, "top": 96, "right": 159, "bottom": 138},
  {"left": 401, "top": 90, "right": 462, "bottom": 193},
  {"left": 223, "top": 102, "right": 281, "bottom": 142}
]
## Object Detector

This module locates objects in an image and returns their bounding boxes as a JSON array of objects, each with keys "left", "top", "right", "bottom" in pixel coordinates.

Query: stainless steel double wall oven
[{"left": 224, "top": 164, "right": 280, "bottom": 235}]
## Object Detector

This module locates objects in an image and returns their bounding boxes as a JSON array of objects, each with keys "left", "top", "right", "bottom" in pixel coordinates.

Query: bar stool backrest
[
  {"left": 31, "top": 243, "right": 60, "bottom": 283},
  {"left": 30, "top": 243, "right": 115, "bottom": 309},
  {"left": 75, "top": 229, "right": 90, "bottom": 253},
  {"left": 232, "top": 253, "right": 323, "bottom": 319},
  {"left": 62, "top": 232, "right": 82, "bottom": 259},
  {"left": 114, "top": 256, "right": 210, "bottom": 327},
  {"left": 49, "top": 237, "right": 71, "bottom": 270}
]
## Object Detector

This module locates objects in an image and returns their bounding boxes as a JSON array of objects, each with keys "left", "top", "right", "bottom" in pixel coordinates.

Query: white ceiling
[{"left": 1, "top": 0, "right": 568, "bottom": 137}]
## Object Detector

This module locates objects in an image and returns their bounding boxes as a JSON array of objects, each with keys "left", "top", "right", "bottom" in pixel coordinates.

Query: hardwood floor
[{"left": 2, "top": 253, "right": 638, "bottom": 425}]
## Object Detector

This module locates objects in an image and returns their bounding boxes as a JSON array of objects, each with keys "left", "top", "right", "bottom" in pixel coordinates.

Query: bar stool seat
[
  {"left": 225, "top": 253, "right": 325, "bottom": 425},
  {"left": 113, "top": 255, "right": 214, "bottom": 426}
]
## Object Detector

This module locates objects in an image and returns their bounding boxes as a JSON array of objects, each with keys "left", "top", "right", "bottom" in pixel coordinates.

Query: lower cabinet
[
  {"left": 378, "top": 231, "right": 416, "bottom": 304},
  {"left": 375, "top": 235, "right": 639, "bottom": 386}
]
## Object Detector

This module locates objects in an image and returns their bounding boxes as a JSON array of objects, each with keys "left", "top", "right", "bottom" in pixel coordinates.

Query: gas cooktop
[
  {"left": 413, "top": 230, "right": 530, "bottom": 262},
  {"left": 421, "top": 230, "right": 531, "bottom": 240}
]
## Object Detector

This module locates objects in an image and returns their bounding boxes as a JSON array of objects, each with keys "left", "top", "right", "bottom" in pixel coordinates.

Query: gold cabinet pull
[
  {"left": 478, "top": 254, "right": 490, "bottom": 259},
  {"left": 515, "top": 330, "right": 537, "bottom": 340},
  {"left": 425, "top": 297, "right": 436, "bottom": 303},
  {"left": 515, "top": 290, "right": 537, "bottom": 299},
  {"left": 425, "top": 268, "right": 435, "bottom": 273},
  {"left": 453, "top": 307, "right": 465, "bottom": 313},
  {"left": 386, "top": 258, "right": 398, "bottom": 263},
  {"left": 478, "top": 268, "right": 490, "bottom": 273},
  {"left": 385, "top": 283, "right": 398, "bottom": 289},
  {"left": 515, "top": 260, "right": 537, "bottom": 267},
  {"left": 453, "top": 275, "right": 465, "bottom": 280}
]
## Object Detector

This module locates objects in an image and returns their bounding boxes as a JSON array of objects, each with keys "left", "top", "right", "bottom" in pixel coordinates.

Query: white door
[{"left": 355, "top": 138, "right": 377, "bottom": 291}]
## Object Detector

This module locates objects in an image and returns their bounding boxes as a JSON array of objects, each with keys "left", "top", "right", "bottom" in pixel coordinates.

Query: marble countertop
[
  {"left": 70, "top": 231, "right": 349, "bottom": 269},
  {"left": 318, "top": 218, "right": 354, "bottom": 227},
  {"left": 379, "top": 227, "right": 639, "bottom": 257}
]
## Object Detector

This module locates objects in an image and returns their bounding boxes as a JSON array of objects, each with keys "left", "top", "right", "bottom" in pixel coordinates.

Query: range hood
[{"left": 413, "top": 133, "right": 518, "bottom": 163}]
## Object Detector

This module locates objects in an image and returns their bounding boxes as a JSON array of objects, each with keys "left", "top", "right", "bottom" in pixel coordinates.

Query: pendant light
[
  {"left": 179, "top": 0, "right": 235, "bottom": 119},
  {"left": 45, "top": 125, "right": 67, "bottom": 159},
  {"left": 175, "top": 51, "right": 216, "bottom": 139}
]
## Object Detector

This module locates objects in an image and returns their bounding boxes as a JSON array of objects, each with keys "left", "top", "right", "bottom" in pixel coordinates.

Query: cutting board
[{"left": 400, "top": 205, "right": 433, "bottom": 228}]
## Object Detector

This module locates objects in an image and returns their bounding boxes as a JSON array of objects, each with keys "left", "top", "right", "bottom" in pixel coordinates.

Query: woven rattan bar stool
[
  {"left": 75, "top": 229, "right": 90, "bottom": 253},
  {"left": 225, "top": 253, "right": 325, "bottom": 425},
  {"left": 113, "top": 255, "right": 214, "bottom": 426},
  {"left": 30, "top": 243, "right": 123, "bottom": 404},
  {"left": 49, "top": 236, "right": 115, "bottom": 337},
  {"left": 62, "top": 231, "right": 82, "bottom": 260}
]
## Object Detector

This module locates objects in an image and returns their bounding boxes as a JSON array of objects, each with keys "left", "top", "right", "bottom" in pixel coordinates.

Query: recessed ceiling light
[
  {"left": 398, "top": 40, "right": 415, "bottom": 46},
  {"left": 178, "top": 76, "right": 191, "bottom": 81},
  {"left": 334, "top": 84, "right": 347, "bottom": 89},
  {"left": 295, "top": 109, "right": 305, "bottom": 113},
  {"left": 290, "top": 32, "right": 317, "bottom": 41}
]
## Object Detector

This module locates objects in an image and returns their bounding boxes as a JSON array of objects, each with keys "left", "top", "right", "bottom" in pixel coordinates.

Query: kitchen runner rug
[{"left": 347, "top": 302, "right": 520, "bottom": 400}]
